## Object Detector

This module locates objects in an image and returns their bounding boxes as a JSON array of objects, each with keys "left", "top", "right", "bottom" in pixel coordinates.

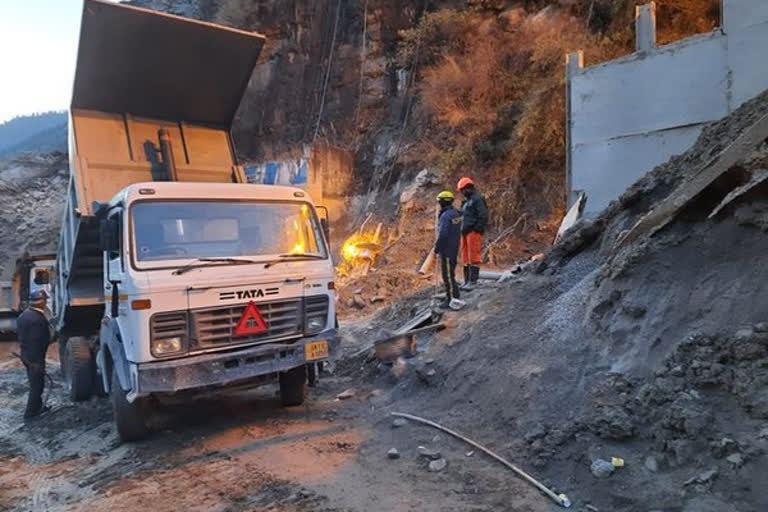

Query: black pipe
[{"left": 158, "top": 128, "right": 178, "bottom": 181}]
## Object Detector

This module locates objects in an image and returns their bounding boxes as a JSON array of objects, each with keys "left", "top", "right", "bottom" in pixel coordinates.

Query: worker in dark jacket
[
  {"left": 457, "top": 176, "right": 488, "bottom": 289},
  {"left": 16, "top": 290, "right": 54, "bottom": 419},
  {"left": 434, "top": 190, "right": 464, "bottom": 310}
]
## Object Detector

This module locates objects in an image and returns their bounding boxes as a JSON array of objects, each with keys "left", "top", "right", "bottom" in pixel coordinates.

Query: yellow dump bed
[
  {"left": 55, "top": 0, "right": 265, "bottom": 334},
  {"left": 69, "top": 0, "right": 265, "bottom": 216}
]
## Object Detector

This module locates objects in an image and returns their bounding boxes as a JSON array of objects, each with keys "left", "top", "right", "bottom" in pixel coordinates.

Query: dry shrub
[
  {"left": 586, "top": 0, "right": 720, "bottom": 43},
  {"left": 398, "top": 9, "right": 475, "bottom": 68},
  {"left": 406, "top": 1, "right": 719, "bottom": 231},
  {"left": 411, "top": 8, "right": 612, "bottom": 228}
]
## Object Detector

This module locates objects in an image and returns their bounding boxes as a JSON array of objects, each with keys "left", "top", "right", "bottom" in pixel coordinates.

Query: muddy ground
[{"left": 0, "top": 311, "right": 556, "bottom": 512}]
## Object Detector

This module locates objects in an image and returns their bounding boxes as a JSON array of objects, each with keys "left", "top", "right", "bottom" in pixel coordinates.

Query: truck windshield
[{"left": 132, "top": 201, "right": 327, "bottom": 263}]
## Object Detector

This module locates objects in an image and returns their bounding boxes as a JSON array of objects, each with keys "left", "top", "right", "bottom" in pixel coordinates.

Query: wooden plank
[
  {"left": 708, "top": 168, "right": 768, "bottom": 218},
  {"left": 394, "top": 309, "right": 438, "bottom": 336},
  {"left": 616, "top": 112, "right": 768, "bottom": 249}
]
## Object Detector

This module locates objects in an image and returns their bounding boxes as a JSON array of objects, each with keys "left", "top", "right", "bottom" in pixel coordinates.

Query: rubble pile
[
  {"left": 346, "top": 90, "right": 768, "bottom": 511},
  {"left": 0, "top": 153, "right": 68, "bottom": 278}
]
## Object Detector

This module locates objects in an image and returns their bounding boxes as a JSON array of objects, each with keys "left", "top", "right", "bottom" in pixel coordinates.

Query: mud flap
[{"left": 99, "top": 318, "right": 131, "bottom": 394}]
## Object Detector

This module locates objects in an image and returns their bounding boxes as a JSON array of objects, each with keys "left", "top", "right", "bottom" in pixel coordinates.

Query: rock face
[
  {"left": 129, "top": 0, "right": 426, "bottom": 163},
  {"left": 0, "top": 153, "right": 68, "bottom": 279}
]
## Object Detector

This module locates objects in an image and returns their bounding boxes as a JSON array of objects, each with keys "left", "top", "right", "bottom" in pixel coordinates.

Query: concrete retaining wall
[{"left": 567, "top": 0, "right": 768, "bottom": 216}]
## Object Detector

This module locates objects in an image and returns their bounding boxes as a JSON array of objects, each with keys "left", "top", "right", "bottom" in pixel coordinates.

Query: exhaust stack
[{"left": 158, "top": 128, "right": 178, "bottom": 181}]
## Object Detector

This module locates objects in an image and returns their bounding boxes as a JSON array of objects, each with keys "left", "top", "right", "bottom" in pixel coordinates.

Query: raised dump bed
[{"left": 56, "top": 0, "right": 265, "bottom": 337}]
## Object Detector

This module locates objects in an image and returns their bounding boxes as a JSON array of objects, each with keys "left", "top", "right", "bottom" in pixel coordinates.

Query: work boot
[
  {"left": 471, "top": 266, "right": 481, "bottom": 285},
  {"left": 460, "top": 265, "right": 474, "bottom": 291}
]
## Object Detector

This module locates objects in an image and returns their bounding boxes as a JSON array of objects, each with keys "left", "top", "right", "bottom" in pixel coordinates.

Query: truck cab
[
  {"left": 56, "top": 0, "right": 338, "bottom": 441},
  {"left": 0, "top": 254, "right": 56, "bottom": 335}
]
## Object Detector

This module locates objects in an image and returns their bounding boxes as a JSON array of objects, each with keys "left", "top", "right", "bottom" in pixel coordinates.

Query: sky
[{"left": 0, "top": 1, "right": 103, "bottom": 123}]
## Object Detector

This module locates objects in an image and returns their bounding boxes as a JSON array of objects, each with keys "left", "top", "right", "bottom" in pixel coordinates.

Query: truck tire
[
  {"left": 111, "top": 369, "right": 150, "bottom": 442},
  {"left": 66, "top": 337, "right": 94, "bottom": 402},
  {"left": 279, "top": 365, "right": 307, "bottom": 406}
]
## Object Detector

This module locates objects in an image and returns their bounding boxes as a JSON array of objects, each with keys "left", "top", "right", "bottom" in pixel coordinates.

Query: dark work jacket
[
  {"left": 434, "top": 206, "right": 462, "bottom": 260},
  {"left": 461, "top": 190, "right": 489, "bottom": 235},
  {"left": 17, "top": 308, "right": 51, "bottom": 363}
]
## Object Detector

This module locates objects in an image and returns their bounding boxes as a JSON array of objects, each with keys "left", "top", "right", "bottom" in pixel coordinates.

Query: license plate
[{"left": 305, "top": 341, "right": 329, "bottom": 361}]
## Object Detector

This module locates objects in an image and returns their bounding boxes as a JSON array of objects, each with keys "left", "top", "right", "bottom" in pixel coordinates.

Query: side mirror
[
  {"left": 320, "top": 218, "right": 330, "bottom": 242},
  {"left": 316, "top": 206, "right": 330, "bottom": 241},
  {"left": 99, "top": 218, "right": 120, "bottom": 253}
]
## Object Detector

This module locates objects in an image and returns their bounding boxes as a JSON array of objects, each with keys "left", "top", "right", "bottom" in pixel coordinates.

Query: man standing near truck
[
  {"left": 17, "top": 290, "right": 54, "bottom": 419},
  {"left": 457, "top": 177, "right": 488, "bottom": 290}
]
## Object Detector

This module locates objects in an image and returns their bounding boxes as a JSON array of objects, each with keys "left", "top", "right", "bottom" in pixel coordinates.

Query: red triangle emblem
[{"left": 233, "top": 301, "right": 268, "bottom": 336}]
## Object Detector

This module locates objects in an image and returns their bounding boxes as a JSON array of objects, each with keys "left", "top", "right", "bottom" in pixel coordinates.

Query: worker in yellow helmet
[{"left": 434, "top": 191, "right": 465, "bottom": 310}]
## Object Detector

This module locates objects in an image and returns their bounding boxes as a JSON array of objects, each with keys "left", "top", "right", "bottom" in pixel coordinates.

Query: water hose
[{"left": 391, "top": 412, "right": 572, "bottom": 508}]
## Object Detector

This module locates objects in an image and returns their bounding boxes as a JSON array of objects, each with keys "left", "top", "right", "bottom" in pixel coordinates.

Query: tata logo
[{"left": 219, "top": 287, "right": 279, "bottom": 301}]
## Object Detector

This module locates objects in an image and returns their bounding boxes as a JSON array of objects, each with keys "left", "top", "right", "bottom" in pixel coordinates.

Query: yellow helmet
[{"left": 436, "top": 190, "right": 455, "bottom": 201}]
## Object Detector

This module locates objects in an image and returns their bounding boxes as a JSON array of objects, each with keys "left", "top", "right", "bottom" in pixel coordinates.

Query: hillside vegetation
[{"left": 0, "top": 112, "right": 67, "bottom": 160}]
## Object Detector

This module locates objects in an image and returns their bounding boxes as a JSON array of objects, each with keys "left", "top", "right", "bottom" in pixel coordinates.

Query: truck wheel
[
  {"left": 279, "top": 365, "right": 307, "bottom": 406},
  {"left": 111, "top": 370, "right": 150, "bottom": 442},
  {"left": 66, "top": 337, "right": 94, "bottom": 402}
]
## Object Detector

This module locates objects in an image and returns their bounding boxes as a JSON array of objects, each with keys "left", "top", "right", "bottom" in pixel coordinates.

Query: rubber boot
[
  {"left": 471, "top": 265, "right": 481, "bottom": 286},
  {"left": 460, "top": 265, "right": 472, "bottom": 291},
  {"left": 461, "top": 266, "right": 476, "bottom": 291}
]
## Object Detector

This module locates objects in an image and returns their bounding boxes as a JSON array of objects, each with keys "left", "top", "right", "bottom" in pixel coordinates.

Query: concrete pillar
[
  {"left": 566, "top": 51, "right": 584, "bottom": 77},
  {"left": 565, "top": 51, "right": 583, "bottom": 208},
  {"left": 635, "top": 2, "right": 657, "bottom": 52}
]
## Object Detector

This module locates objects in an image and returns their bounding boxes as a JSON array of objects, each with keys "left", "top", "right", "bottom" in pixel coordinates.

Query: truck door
[{"left": 104, "top": 209, "right": 125, "bottom": 320}]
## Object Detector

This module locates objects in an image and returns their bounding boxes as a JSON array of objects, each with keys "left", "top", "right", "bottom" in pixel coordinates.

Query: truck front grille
[{"left": 192, "top": 299, "right": 303, "bottom": 347}]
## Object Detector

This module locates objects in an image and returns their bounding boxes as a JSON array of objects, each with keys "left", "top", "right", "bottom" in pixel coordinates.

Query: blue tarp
[{"left": 244, "top": 158, "right": 309, "bottom": 187}]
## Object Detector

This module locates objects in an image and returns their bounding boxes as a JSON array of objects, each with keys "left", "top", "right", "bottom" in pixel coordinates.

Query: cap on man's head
[{"left": 30, "top": 290, "right": 48, "bottom": 301}]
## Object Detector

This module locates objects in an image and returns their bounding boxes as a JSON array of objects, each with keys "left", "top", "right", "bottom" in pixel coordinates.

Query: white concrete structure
[{"left": 567, "top": 0, "right": 768, "bottom": 216}]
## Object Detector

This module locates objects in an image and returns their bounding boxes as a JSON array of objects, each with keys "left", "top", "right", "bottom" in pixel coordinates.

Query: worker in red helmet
[{"left": 457, "top": 176, "right": 488, "bottom": 289}]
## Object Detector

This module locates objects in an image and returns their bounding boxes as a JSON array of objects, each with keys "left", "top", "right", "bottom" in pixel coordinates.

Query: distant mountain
[{"left": 0, "top": 112, "right": 68, "bottom": 160}]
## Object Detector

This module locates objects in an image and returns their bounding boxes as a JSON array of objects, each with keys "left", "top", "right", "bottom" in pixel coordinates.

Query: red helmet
[{"left": 457, "top": 177, "right": 475, "bottom": 190}]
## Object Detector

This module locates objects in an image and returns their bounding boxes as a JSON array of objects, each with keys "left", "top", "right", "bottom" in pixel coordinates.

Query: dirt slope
[{"left": 343, "top": 90, "right": 768, "bottom": 511}]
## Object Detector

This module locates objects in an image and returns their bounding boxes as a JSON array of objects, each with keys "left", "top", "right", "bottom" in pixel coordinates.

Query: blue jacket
[
  {"left": 17, "top": 308, "right": 51, "bottom": 363},
  {"left": 434, "top": 206, "right": 462, "bottom": 259}
]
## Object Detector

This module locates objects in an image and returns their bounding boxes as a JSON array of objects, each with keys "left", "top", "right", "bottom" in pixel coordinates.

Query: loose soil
[{"left": 0, "top": 337, "right": 553, "bottom": 512}]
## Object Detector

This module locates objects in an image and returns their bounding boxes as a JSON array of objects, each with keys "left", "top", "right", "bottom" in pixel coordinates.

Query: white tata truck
[{"left": 55, "top": 0, "right": 338, "bottom": 441}]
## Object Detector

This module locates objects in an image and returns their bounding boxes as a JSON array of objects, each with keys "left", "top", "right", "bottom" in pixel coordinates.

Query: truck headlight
[
  {"left": 152, "top": 336, "right": 183, "bottom": 355},
  {"left": 150, "top": 312, "right": 188, "bottom": 357},
  {"left": 307, "top": 317, "right": 325, "bottom": 333},
  {"left": 305, "top": 295, "right": 330, "bottom": 335}
]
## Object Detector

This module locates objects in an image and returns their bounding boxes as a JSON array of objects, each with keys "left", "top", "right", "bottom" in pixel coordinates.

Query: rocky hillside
[
  {"left": 341, "top": 88, "right": 768, "bottom": 512},
  {"left": 128, "top": 0, "right": 720, "bottom": 243},
  {"left": 0, "top": 153, "right": 68, "bottom": 279},
  {"left": 0, "top": 112, "right": 67, "bottom": 160}
]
